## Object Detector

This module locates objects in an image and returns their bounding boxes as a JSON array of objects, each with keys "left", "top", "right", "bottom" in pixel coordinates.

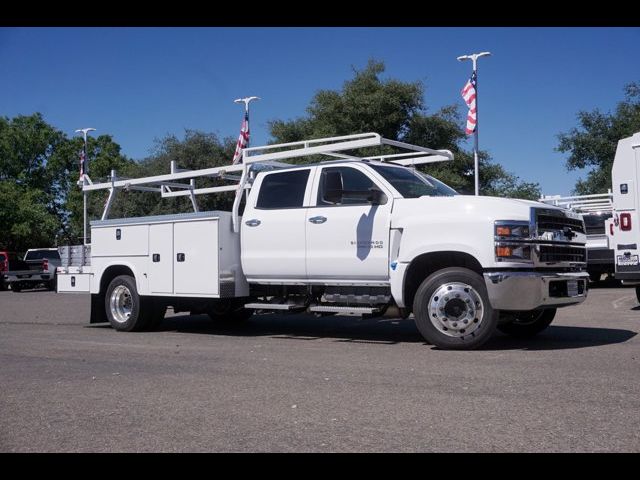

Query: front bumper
[{"left": 483, "top": 270, "right": 589, "bottom": 311}]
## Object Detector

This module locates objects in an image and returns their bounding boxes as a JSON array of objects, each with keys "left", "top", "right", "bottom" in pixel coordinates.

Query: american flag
[
  {"left": 79, "top": 148, "right": 86, "bottom": 180},
  {"left": 461, "top": 71, "right": 477, "bottom": 135},
  {"left": 232, "top": 111, "right": 250, "bottom": 165}
]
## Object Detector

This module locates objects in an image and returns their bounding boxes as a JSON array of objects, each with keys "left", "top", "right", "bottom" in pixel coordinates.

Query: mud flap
[{"left": 90, "top": 293, "right": 108, "bottom": 324}]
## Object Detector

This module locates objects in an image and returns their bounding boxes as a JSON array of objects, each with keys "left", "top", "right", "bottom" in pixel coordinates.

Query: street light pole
[
  {"left": 457, "top": 51, "right": 491, "bottom": 196},
  {"left": 75, "top": 127, "right": 96, "bottom": 246}
]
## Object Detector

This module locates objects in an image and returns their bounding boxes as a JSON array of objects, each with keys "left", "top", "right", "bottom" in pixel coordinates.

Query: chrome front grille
[
  {"left": 533, "top": 207, "right": 586, "bottom": 266},
  {"left": 536, "top": 213, "right": 585, "bottom": 235}
]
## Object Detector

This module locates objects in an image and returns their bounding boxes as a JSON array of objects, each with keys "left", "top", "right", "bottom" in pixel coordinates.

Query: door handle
[
  {"left": 245, "top": 219, "right": 261, "bottom": 227},
  {"left": 176, "top": 253, "right": 185, "bottom": 262},
  {"left": 309, "top": 216, "right": 327, "bottom": 224}
]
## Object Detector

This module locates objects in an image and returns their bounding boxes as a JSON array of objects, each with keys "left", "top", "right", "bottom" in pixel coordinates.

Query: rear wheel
[
  {"left": 412, "top": 267, "right": 498, "bottom": 350},
  {"left": 47, "top": 276, "right": 57, "bottom": 291},
  {"left": 497, "top": 308, "right": 556, "bottom": 338},
  {"left": 105, "top": 275, "right": 151, "bottom": 332},
  {"left": 11, "top": 282, "right": 22, "bottom": 292}
]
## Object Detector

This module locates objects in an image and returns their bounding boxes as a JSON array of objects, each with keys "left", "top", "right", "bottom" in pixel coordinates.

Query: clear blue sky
[{"left": 1, "top": 27, "right": 639, "bottom": 196}]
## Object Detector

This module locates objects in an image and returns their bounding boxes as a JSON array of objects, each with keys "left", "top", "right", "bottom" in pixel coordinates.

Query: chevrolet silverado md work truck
[{"left": 56, "top": 133, "right": 588, "bottom": 349}]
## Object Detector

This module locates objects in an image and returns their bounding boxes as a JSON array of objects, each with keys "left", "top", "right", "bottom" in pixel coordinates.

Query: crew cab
[{"left": 56, "top": 133, "right": 589, "bottom": 349}]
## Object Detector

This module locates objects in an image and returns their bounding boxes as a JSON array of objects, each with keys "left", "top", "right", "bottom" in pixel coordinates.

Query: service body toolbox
[{"left": 57, "top": 211, "right": 248, "bottom": 297}]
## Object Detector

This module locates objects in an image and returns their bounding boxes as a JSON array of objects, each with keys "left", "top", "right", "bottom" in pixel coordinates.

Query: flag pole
[
  {"left": 233, "top": 96, "right": 260, "bottom": 155},
  {"left": 75, "top": 127, "right": 96, "bottom": 246},
  {"left": 457, "top": 51, "right": 491, "bottom": 196}
]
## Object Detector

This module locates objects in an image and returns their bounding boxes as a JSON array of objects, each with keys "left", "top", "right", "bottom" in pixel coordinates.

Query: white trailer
[{"left": 57, "top": 132, "right": 589, "bottom": 350}]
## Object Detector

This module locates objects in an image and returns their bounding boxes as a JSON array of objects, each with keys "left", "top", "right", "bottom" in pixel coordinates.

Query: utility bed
[{"left": 56, "top": 211, "right": 249, "bottom": 297}]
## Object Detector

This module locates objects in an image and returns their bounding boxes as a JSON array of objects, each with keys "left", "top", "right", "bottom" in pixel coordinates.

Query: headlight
[
  {"left": 494, "top": 221, "right": 530, "bottom": 239},
  {"left": 495, "top": 243, "right": 532, "bottom": 262},
  {"left": 495, "top": 221, "right": 533, "bottom": 263}
]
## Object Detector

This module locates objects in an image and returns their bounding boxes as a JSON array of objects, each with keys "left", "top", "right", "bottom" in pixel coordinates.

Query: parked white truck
[
  {"left": 539, "top": 192, "right": 614, "bottom": 282},
  {"left": 57, "top": 133, "right": 589, "bottom": 349},
  {"left": 606, "top": 131, "right": 640, "bottom": 299}
]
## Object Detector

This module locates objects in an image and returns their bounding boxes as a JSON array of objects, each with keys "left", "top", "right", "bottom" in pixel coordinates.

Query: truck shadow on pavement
[{"left": 153, "top": 313, "right": 637, "bottom": 351}]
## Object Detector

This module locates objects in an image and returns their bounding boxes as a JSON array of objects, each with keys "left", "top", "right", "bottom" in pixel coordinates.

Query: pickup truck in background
[
  {"left": 3, "top": 248, "right": 61, "bottom": 292},
  {"left": 56, "top": 133, "right": 589, "bottom": 350}
]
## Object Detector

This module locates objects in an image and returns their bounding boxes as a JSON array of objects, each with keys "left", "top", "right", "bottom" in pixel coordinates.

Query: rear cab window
[
  {"left": 256, "top": 169, "right": 311, "bottom": 209},
  {"left": 25, "top": 250, "right": 60, "bottom": 261}
]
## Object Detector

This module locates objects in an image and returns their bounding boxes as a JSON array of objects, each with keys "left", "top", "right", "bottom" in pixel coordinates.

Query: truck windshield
[
  {"left": 25, "top": 250, "right": 60, "bottom": 261},
  {"left": 369, "top": 164, "right": 457, "bottom": 198}
]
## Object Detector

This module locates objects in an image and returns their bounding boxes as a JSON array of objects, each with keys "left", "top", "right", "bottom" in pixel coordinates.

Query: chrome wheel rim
[
  {"left": 428, "top": 282, "right": 484, "bottom": 338},
  {"left": 110, "top": 285, "right": 133, "bottom": 323}
]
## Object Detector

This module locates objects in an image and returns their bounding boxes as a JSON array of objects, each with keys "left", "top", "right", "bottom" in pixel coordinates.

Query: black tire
[
  {"left": 48, "top": 276, "right": 57, "bottom": 291},
  {"left": 11, "top": 282, "right": 22, "bottom": 292},
  {"left": 412, "top": 267, "right": 498, "bottom": 350},
  {"left": 635, "top": 286, "right": 640, "bottom": 305},
  {"left": 104, "top": 275, "right": 151, "bottom": 332},
  {"left": 497, "top": 308, "right": 556, "bottom": 338},
  {"left": 207, "top": 298, "right": 252, "bottom": 324}
]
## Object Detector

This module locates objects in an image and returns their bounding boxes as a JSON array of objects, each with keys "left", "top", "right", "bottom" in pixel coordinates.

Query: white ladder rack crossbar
[
  {"left": 79, "top": 132, "right": 455, "bottom": 231},
  {"left": 539, "top": 191, "right": 613, "bottom": 213}
]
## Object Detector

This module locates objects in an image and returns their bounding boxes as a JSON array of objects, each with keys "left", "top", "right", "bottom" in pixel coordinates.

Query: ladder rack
[
  {"left": 79, "top": 132, "right": 454, "bottom": 233},
  {"left": 539, "top": 190, "right": 613, "bottom": 214}
]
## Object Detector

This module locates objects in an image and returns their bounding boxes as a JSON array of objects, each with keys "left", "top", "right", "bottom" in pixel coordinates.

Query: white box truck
[
  {"left": 57, "top": 133, "right": 589, "bottom": 350},
  {"left": 606, "top": 131, "right": 640, "bottom": 299}
]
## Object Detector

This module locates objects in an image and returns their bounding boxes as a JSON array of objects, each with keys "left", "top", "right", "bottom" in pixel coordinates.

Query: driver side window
[{"left": 317, "top": 166, "right": 379, "bottom": 206}]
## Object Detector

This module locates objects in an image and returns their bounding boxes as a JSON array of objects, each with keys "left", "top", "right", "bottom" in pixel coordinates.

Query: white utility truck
[
  {"left": 606, "top": 131, "right": 640, "bottom": 300},
  {"left": 57, "top": 133, "right": 589, "bottom": 349},
  {"left": 539, "top": 192, "right": 614, "bottom": 282}
]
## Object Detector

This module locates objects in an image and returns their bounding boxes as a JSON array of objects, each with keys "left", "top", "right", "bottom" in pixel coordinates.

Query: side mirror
[{"left": 368, "top": 189, "right": 387, "bottom": 205}]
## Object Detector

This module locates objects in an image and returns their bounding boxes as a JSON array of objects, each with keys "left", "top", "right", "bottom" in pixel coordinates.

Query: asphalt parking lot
[{"left": 1, "top": 284, "right": 639, "bottom": 452}]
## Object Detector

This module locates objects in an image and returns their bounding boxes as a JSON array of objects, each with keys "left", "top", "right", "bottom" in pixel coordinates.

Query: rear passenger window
[{"left": 256, "top": 170, "right": 310, "bottom": 209}]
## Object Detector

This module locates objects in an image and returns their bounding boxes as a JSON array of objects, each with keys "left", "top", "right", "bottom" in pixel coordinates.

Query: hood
[{"left": 390, "top": 195, "right": 570, "bottom": 230}]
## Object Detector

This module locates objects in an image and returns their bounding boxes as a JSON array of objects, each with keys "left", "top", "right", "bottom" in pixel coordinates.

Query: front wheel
[
  {"left": 11, "top": 282, "right": 22, "bottom": 292},
  {"left": 635, "top": 286, "right": 640, "bottom": 305},
  {"left": 412, "top": 267, "right": 498, "bottom": 350},
  {"left": 497, "top": 308, "right": 556, "bottom": 338}
]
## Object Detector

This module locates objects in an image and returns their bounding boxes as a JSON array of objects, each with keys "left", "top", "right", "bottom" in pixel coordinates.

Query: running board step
[
  {"left": 308, "top": 305, "right": 381, "bottom": 316},
  {"left": 244, "top": 303, "right": 305, "bottom": 311}
]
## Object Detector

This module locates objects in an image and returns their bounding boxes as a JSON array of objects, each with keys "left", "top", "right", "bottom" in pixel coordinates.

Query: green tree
[
  {"left": 0, "top": 113, "right": 133, "bottom": 250},
  {"left": 557, "top": 82, "right": 640, "bottom": 195},
  {"left": 269, "top": 60, "right": 539, "bottom": 199},
  {"left": 0, "top": 113, "right": 67, "bottom": 250}
]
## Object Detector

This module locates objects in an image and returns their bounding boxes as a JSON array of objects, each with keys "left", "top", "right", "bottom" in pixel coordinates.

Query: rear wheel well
[
  {"left": 404, "top": 251, "right": 483, "bottom": 311},
  {"left": 100, "top": 265, "right": 135, "bottom": 295}
]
